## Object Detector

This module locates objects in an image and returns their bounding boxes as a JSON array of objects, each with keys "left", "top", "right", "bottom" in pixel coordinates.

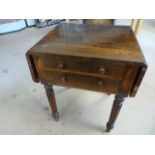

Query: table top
[{"left": 29, "top": 23, "right": 146, "bottom": 64}]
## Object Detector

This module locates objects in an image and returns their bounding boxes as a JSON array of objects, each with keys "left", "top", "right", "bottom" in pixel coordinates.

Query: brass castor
[
  {"left": 52, "top": 112, "right": 59, "bottom": 121},
  {"left": 106, "top": 122, "right": 113, "bottom": 132}
]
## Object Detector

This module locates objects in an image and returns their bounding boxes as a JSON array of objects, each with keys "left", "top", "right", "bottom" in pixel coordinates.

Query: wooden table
[{"left": 26, "top": 23, "right": 147, "bottom": 132}]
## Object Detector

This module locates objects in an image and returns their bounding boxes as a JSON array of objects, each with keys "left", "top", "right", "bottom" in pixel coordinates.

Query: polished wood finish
[
  {"left": 83, "top": 19, "right": 114, "bottom": 26},
  {"left": 26, "top": 23, "right": 147, "bottom": 132},
  {"left": 28, "top": 23, "right": 146, "bottom": 63}
]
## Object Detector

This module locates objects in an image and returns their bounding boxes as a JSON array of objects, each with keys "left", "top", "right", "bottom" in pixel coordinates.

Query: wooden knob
[
  {"left": 57, "top": 63, "right": 64, "bottom": 69},
  {"left": 98, "top": 80, "right": 104, "bottom": 86},
  {"left": 60, "top": 75, "right": 67, "bottom": 82},
  {"left": 98, "top": 67, "right": 105, "bottom": 74}
]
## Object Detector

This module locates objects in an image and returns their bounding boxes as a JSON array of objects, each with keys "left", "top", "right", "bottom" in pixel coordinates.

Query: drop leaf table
[{"left": 26, "top": 23, "right": 147, "bottom": 132}]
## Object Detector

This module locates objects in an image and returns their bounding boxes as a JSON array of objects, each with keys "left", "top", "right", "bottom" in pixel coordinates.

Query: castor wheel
[
  {"left": 105, "top": 128, "right": 110, "bottom": 132},
  {"left": 106, "top": 122, "right": 113, "bottom": 132},
  {"left": 52, "top": 112, "right": 59, "bottom": 121}
]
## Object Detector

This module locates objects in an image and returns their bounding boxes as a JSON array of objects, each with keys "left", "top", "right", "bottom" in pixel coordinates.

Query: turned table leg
[
  {"left": 44, "top": 84, "right": 59, "bottom": 121},
  {"left": 106, "top": 95, "right": 125, "bottom": 132}
]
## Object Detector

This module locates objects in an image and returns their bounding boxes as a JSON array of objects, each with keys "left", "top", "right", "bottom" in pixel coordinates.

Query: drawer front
[
  {"left": 43, "top": 54, "right": 126, "bottom": 79},
  {"left": 45, "top": 70, "right": 120, "bottom": 93}
]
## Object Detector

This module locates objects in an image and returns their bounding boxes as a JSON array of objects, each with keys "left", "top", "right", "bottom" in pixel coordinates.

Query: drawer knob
[
  {"left": 57, "top": 63, "right": 64, "bottom": 69},
  {"left": 60, "top": 75, "right": 67, "bottom": 82},
  {"left": 98, "top": 67, "right": 105, "bottom": 74},
  {"left": 98, "top": 80, "right": 104, "bottom": 86}
]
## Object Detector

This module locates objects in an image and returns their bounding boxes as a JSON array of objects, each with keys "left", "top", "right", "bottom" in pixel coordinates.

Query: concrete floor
[{"left": 0, "top": 20, "right": 155, "bottom": 135}]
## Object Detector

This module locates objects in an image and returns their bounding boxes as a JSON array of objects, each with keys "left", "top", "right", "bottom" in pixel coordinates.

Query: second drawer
[{"left": 45, "top": 69, "right": 120, "bottom": 93}]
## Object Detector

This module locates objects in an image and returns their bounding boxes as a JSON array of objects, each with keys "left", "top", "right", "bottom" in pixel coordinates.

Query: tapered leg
[
  {"left": 44, "top": 84, "right": 59, "bottom": 121},
  {"left": 106, "top": 95, "right": 125, "bottom": 132}
]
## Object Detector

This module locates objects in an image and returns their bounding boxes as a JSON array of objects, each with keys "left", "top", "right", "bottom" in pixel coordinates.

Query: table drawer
[
  {"left": 43, "top": 54, "right": 126, "bottom": 79},
  {"left": 45, "top": 70, "right": 120, "bottom": 93}
]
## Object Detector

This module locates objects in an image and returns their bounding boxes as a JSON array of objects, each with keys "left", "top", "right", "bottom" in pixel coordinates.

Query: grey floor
[{"left": 0, "top": 20, "right": 155, "bottom": 135}]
